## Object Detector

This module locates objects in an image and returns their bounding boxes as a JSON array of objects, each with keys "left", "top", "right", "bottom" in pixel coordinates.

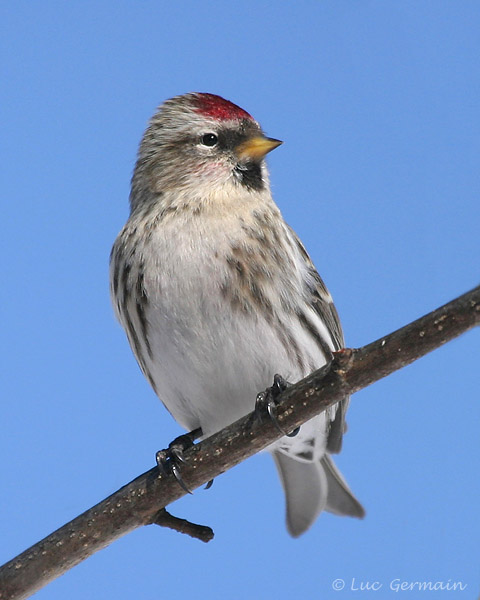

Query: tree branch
[
  {"left": 150, "top": 508, "right": 214, "bottom": 542},
  {"left": 1, "top": 285, "right": 479, "bottom": 600}
]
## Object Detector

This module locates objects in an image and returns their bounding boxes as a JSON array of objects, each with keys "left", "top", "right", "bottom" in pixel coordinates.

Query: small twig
[
  {"left": 0, "top": 284, "right": 479, "bottom": 600},
  {"left": 150, "top": 508, "right": 214, "bottom": 543}
]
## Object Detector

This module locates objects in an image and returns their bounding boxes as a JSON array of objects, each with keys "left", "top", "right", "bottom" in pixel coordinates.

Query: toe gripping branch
[
  {"left": 255, "top": 374, "right": 300, "bottom": 438},
  {"left": 156, "top": 373, "right": 299, "bottom": 496},
  {"left": 155, "top": 427, "right": 214, "bottom": 494}
]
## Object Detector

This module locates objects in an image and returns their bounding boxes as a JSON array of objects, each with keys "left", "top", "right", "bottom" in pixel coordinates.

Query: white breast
[{"left": 139, "top": 207, "right": 328, "bottom": 439}]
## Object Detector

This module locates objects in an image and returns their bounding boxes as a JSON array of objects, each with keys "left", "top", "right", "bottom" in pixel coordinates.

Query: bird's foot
[
  {"left": 255, "top": 374, "right": 300, "bottom": 438},
  {"left": 156, "top": 427, "right": 214, "bottom": 494}
]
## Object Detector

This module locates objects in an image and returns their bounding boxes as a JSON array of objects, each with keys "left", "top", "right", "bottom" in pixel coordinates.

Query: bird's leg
[
  {"left": 255, "top": 374, "right": 300, "bottom": 438},
  {"left": 156, "top": 427, "right": 209, "bottom": 494}
]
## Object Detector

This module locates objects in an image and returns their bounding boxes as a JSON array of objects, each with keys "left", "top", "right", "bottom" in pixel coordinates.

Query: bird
[{"left": 110, "top": 92, "right": 364, "bottom": 537}]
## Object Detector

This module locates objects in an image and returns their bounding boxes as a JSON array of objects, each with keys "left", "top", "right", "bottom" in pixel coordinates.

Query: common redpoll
[{"left": 110, "top": 92, "right": 364, "bottom": 536}]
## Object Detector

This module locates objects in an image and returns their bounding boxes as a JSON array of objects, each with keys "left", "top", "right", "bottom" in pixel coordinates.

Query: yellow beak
[{"left": 236, "top": 136, "right": 283, "bottom": 161}]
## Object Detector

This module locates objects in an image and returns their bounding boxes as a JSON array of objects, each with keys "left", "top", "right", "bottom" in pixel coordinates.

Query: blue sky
[{"left": 1, "top": 2, "right": 479, "bottom": 598}]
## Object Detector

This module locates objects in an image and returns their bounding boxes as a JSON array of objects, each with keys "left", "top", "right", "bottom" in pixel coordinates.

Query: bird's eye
[{"left": 201, "top": 133, "right": 218, "bottom": 147}]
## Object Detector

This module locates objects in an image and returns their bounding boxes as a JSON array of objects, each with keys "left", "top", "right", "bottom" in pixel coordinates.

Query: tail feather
[
  {"left": 273, "top": 450, "right": 364, "bottom": 537},
  {"left": 273, "top": 451, "right": 327, "bottom": 537},
  {"left": 322, "top": 454, "right": 365, "bottom": 518}
]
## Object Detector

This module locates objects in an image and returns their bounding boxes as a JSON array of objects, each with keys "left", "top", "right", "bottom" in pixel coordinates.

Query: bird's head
[{"left": 130, "top": 93, "right": 282, "bottom": 212}]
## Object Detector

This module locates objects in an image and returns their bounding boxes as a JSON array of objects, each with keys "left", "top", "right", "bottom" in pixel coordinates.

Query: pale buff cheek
[
  {"left": 195, "top": 160, "right": 228, "bottom": 176},
  {"left": 196, "top": 161, "right": 234, "bottom": 190}
]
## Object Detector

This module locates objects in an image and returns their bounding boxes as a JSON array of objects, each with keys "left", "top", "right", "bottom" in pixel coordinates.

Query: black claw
[
  {"left": 266, "top": 398, "right": 287, "bottom": 436},
  {"left": 254, "top": 391, "right": 267, "bottom": 424},
  {"left": 169, "top": 447, "right": 187, "bottom": 464},
  {"left": 255, "top": 374, "right": 300, "bottom": 438},
  {"left": 287, "top": 426, "right": 300, "bottom": 438},
  {"left": 204, "top": 479, "right": 214, "bottom": 490},
  {"left": 155, "top": 428, "right": 203, "bottom": 495},
  {"left": 272, "top": 373, "right": 290, "bottom": 395},
  {"left": 171, "top": 462, "right": 193, "bottom": 495}
]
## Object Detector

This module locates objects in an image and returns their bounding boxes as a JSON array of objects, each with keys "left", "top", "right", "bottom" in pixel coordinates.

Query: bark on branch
[{"left": 1, "top": 285, "right": 479, "bottom": 600}]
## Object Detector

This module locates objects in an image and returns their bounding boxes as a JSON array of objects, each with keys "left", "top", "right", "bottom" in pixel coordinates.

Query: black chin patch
[{"left": 234, "top": 161, "right": 264, "bottom": 191}]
